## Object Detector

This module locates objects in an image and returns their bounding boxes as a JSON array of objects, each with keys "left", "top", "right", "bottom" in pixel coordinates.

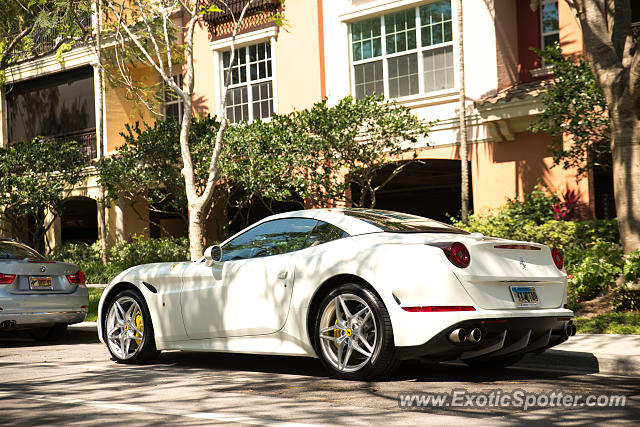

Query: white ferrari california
[{"left": 98, "top": 208, "right": 575, "bottom": 379}]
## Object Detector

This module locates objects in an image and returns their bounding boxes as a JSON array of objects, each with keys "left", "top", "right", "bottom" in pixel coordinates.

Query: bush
[
  {"left": 107, "top": 236, "right": 190, "bottom": 270},
  {"left": 503, "top": 185, "right": 559, "bottom": 225},
  {"left": 50, "top": 237, "right": 190, "bottom": 284},
  {"left": 611, "top": 287, "right": 640, "bottom": 312},
  {"left": 567, "top": 241, "right": 623, "bottom": 301}
]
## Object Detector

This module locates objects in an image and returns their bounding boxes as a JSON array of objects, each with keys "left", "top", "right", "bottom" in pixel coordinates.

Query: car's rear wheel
[
  {"left": 314, "top": 284, "right": 397, "bottom": 380},
  {"left": 104, "top": 289, "right": 159, "bottom": 363},
  {"left": 30, "top": 324, "right": 67, "bottom": 341}
]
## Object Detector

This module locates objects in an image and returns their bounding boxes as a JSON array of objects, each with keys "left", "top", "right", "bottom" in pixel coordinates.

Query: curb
[{"left": 67, "top": 324, "right": 640, "bottom": 377}]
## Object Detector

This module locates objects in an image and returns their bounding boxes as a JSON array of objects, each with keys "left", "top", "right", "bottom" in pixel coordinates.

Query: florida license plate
[
  {"left": 29, "top": 276, "right": 52, "bottom": 290},
  {"left": 510, "top": 285, "right": 540, "bottom": 307}
]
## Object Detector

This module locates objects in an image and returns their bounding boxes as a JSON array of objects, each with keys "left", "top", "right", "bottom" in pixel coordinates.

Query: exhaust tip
[
  {"left": 468, "top": 328, "right": 483, "bottom": 343},
  {"left": 449, "top": 328, "right": 467, "bottom": 343}
]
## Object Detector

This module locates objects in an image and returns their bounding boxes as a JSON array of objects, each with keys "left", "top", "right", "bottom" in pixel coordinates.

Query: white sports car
[{"left": 98, "top": 208, "right": 575, "bottom": 379}]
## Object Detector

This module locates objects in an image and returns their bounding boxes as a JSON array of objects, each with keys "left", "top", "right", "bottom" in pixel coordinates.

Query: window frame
[
  {"left": 163, "top": 74, "right": 184, "bottom": 122},
  {"left": 540, "top": 0, "right": 559, "bottom": 52},
  {"left": 220, "top": 218, "right": 317, "bottom": 261},
  {"left": 219, "top": 39, "right": 277, "bottom": 124},
  {"left": 348, "top": 0, "right": 456, "bottom": 101}
]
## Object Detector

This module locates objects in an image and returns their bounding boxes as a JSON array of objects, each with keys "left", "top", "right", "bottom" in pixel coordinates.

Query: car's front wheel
[
  {"left": 314, "top": 284, "right": 397, "bottom": 380},
  {"left": 104, "top": 289, "right": 159, "bottom": 363}
]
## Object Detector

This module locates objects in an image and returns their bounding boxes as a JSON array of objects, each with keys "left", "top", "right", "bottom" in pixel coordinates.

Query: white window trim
[
  {"left": 215, "top": 38, "right": 277, "bottom": 123},
  {"left": 163, "top": 73, "right": 184, "bottom": 122},
  {"left": 540, "top": 0, "right": 559, "bottom": 50},
  {"left": 348, "top": 1, "right": 457, "bottom": 101}
]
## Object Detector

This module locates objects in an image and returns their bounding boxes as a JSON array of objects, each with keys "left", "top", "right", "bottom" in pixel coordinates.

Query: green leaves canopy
[
  {"left": 530, "top": 43, "right": 611, "bottom": 176},
  {"left": 0, "top": 138, "right": 87, "bottom": 249},
  {"left": 98, "top": 96, "right": 431, "bottom": 238}
]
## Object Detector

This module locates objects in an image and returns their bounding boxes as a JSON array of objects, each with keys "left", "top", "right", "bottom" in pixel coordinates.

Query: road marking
[{"left": 0, "top": 391, "right": 322, "bottom": 426}]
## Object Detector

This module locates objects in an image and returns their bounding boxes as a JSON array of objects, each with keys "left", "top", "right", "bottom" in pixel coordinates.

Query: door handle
[{"left": 278, "top": 270, "right": 288, "bottom": 280}]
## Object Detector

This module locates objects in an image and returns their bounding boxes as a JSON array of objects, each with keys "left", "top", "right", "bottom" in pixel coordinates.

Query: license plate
[
  {"left": 29, "top": 276, "right": 52, "bottom": 290},
  {"left": 510, "top": 285, "right": 540, "bottom": 307}
]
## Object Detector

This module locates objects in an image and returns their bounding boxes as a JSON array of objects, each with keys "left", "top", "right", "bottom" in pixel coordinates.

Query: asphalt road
[{"left": 1, "top": 329, "right": 638, "bottom": 426}]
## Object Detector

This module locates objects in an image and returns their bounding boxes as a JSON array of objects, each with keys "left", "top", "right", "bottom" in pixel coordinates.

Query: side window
[
  {"left": 221, "top": 218, "right": 317, "bottom": 261},
  {"left": 303, "top": 221, "right": 349, "bottom": 249}
]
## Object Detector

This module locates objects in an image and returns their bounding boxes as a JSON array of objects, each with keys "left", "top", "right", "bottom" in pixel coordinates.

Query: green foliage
[
  {"left": 575, "top": 312, "right": 640, "bottom": 335},
  {"left": 567, "top": 241, "right": 623, "bottom": 301},
  {"left": 50, "top": 237, "right": 190, "bottom": 284},
  {"left": 623, "top": 250, "right": 640, "bottom": 283},
  {"left": 0, "top": 0, "right": 92, "bottom": 74},
  {"left": 503, "top": 185, "right": 559, "bottom": 225},
  {"left": 97, "top": 116, "right": 220, "bottom": 219},
  {"left": 0, "top": 138, "right": 88, "bottom": 251},
  {"left": 108, "top": 235, "right": 190, "bottom": 268},
  {"left": 610, "top": 286, "right": 640, "bottom": 313},
  {"left": 86, "top": 287, "right": 104, "bottom": 322},
  {"left": 101, "top": 97, "right": 431, "bottom": 238},
  {"left": 222, "top": 95, "right": 432, "bottom": 209},
  {"left": 530, "top": 43, "right": 610, "bottom": 176}
]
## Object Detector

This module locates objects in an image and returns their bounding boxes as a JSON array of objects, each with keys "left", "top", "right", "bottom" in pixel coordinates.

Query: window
[
  {"left": 220, "top": 218, "right": 316, "bottom": 261},
  {"left": 222, "top": 41, "right": 274, "bottom": 123},
  {"left": 303, "top": 221, "right": 349, "bottom": 249},
  {"left": 164, "top": 74, "right": 184, "bottom": 122},
  {"left": 339, "top": 209, "right": 469, "bottom": 234},
  {"left": 350, "top": 0, "right": 454, "bottom": 100},
  {"left": 540, "top": 0, "right": 559, "bottom": 51}
]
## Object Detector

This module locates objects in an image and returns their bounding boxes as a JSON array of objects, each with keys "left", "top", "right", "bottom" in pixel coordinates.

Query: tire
[
  {"left": 313, "top": 283, "right": 397, "bottom": 380},
  {"left": 463, "top": 354, "right": 524, "bottom": 369},
  {"left": 30, "top": 324, "right": 67, "bottom": 341},
  {"left": 103, "top": 289, "right": 159, "bottom": 364}
]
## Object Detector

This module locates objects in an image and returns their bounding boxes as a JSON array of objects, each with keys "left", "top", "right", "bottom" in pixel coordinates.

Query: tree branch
[{"left": 0, "top": 25, "right": 34, "bottom": 69}]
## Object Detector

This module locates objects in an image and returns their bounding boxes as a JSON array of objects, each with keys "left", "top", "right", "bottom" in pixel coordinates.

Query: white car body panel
[{"left": 98, "top": 209, "right": 574, "bottom": 360}]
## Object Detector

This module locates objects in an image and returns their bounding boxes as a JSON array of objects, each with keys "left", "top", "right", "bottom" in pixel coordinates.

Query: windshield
[
  {"left": 0, "top": 241, "right": 45, "bottom": 260},
  {"left": 339, "top": 209, "right": 469, "bottom": 234}
]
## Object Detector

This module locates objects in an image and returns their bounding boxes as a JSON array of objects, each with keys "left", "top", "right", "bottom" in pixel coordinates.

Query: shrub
[
  {"left": 611, "top": 287, "right": 640, "bottom": 312},
  {"left": 504, "top": 185, "right": 559, "bottom": 225},
  {"left": 50, "top": 237, "right": 190, "bottom": 284},
  {"left": 107, "top": 236, "right": 190, "bottom": 270},
  {"left": 567, "top": 241, "right": 623, "bottom": 301}
]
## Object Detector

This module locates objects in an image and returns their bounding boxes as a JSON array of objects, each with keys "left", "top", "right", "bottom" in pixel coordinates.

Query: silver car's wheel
[
  {"left": 314, "top": 284, "right": 397, "bottom": 380},
  {"left": 319, "top": 293, "right": 378, "bottom": 373},
  {"left": 105, "top": 290, "right": 158, "bottom": 363}
]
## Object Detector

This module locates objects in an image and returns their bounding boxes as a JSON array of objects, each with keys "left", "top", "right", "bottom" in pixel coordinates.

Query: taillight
[
  {"left": 66, "top": 270, "right": 86, "bottom": 285},
  {"left": 0, "top": 273, "right": 16, "bottom": 285},
  {"left": 434, "top": 242, "right": 471, "bottom": 268},
  {"left": 551, "top": 247, "right": 563, "bottom": 270}
]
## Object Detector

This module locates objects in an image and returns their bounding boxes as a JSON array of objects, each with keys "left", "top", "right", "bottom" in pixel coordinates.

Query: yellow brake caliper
[{"left": 134, "top": 311, "right": 144, "bottom": 345}]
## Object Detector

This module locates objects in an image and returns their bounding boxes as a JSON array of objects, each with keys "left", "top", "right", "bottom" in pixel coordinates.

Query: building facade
[{"left": 0, "top": 0, "right": 618, "bottom": 251}]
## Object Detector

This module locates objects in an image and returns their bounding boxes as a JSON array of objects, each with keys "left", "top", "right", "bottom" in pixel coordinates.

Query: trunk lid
[{"left": 435, "top": 237, "right": 567, "bottom": 310}]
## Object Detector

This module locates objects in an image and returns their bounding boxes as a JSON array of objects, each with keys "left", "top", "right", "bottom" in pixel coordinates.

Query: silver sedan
[{"left": 0, "top": 238, "right": 89, "bottom": 340}]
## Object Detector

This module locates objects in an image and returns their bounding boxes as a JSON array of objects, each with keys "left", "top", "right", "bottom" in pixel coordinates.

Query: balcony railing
[
  {"left": 203, "top": 0, "right": 280, "bottom": 38},
  {"left": 10, "top": 13, "right": 91, "bottom": 61},
  {"left": 48, "top": 129, "right": 97, "bottom": 160}
]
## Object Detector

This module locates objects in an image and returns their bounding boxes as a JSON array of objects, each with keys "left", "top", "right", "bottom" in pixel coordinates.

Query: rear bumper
[
  {"left": 0, "top": 285, "right": 89, "bottom": 329},
  {"left": 395, "top": 315, "right": 573, "bottom": 361}
]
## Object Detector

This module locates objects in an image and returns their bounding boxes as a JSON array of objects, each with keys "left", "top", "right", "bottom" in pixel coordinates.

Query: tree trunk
[
  {"left": 610, "top": 108, "right": 640, "bottom": 253},
  {"left": 95, "top": 0, "right": 108, "bottom": 264},
  {"left": 457, "top": 0, "right": 469, "bottom": 224},
  {"left": 188, "top": 205, "right": 205, "bottom": 259}
]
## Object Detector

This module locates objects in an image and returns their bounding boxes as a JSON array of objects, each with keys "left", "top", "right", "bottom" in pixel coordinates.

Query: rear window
[
  {"left": 340, "top": 209, "right": 469, "bottom": 234},
  {"left": 0, "top": 241, "right": 44, "bottom": 260}
]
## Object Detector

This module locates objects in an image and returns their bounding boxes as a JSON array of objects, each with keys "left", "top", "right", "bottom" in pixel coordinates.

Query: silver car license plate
[{"left": 510, "top": 285, "right": 540, "bottom": 307}]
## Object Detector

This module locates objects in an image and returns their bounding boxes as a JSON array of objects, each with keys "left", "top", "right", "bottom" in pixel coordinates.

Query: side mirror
[{"left": 204, "top": 245, "right": 222, "bottom": 267}]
